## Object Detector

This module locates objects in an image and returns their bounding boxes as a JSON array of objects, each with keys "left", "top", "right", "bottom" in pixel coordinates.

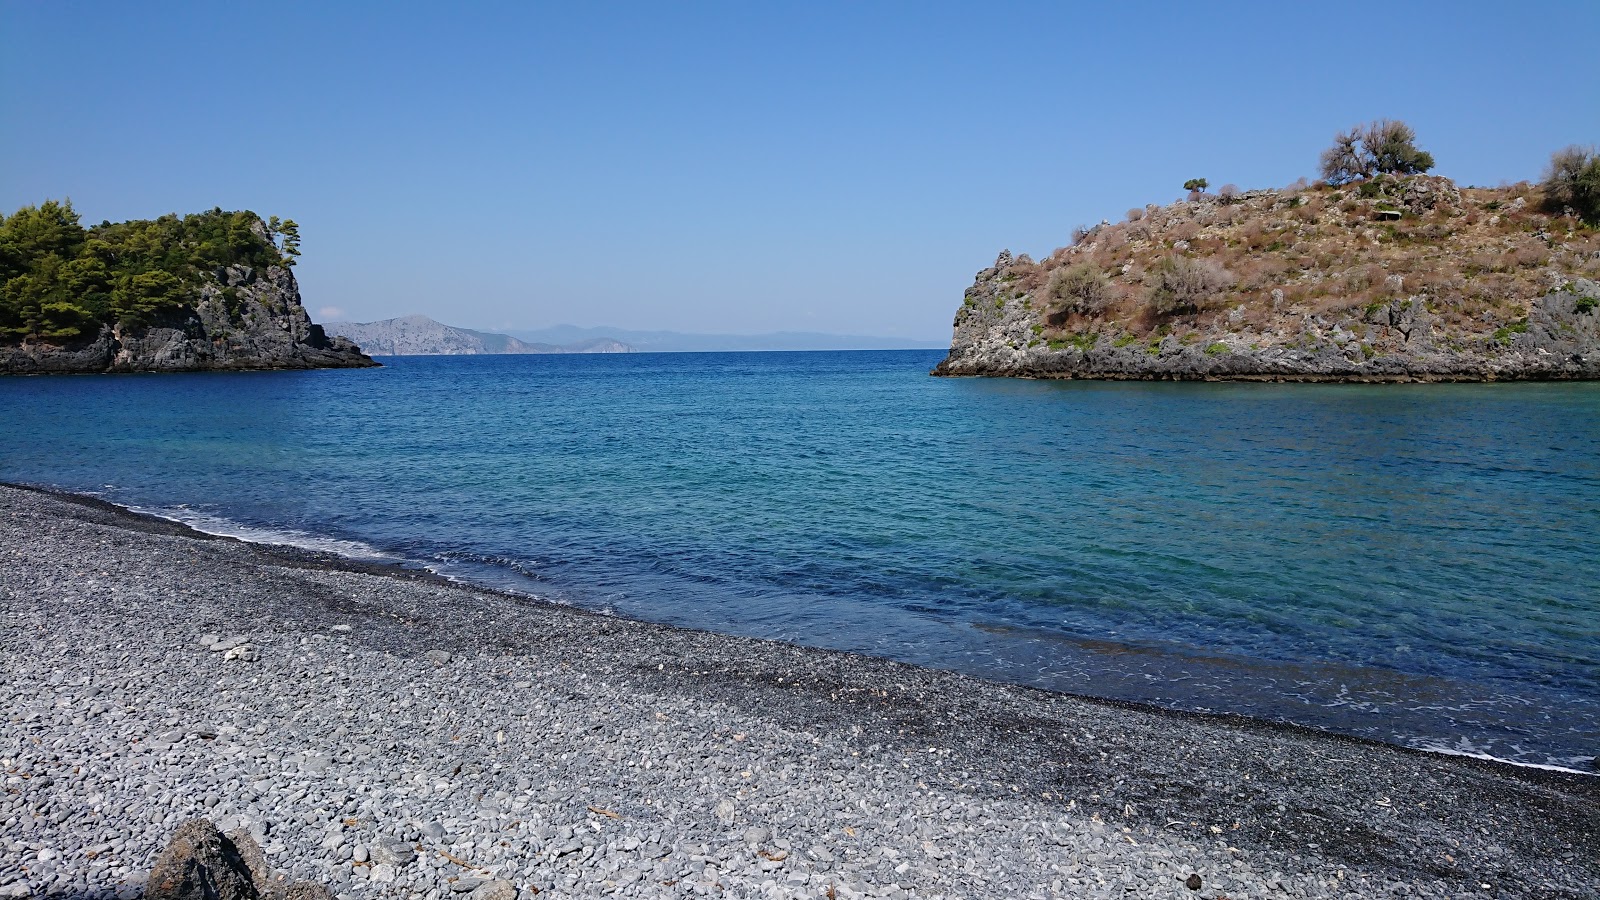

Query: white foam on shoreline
[
  {"left": 1415, "top": 742, "right": 1597, "bottom": 776},
  {"left": 27, "top": 484, "right": 1600, "bottom": 779},
  {"left": 127, "top": 503, "right": 401, "bottom": 563}
]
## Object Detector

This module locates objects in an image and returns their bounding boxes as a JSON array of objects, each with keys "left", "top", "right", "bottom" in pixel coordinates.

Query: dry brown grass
[{"left": 1013, "top": 176, "right": 1597, "bottom": 344}]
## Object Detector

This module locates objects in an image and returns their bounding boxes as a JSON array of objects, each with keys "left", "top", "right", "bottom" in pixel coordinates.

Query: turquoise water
[{"left": 2, "top": 351, "right": 1596, "bottom": 770}]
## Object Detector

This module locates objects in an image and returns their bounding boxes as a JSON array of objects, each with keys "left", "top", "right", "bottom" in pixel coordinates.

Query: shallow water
[{"left": 2, "top": 351, "right": 1596, "bottom": 770}]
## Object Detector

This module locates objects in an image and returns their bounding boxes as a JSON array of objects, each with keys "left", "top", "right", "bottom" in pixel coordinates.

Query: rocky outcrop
[
  {"left": 934, "top": 260, "right": 1600, "bottom": 381},
  {"left": 0, "top": 265, "right": 376, "bottom": 374},
  {"left": 146, "top": 819, "right": 333, "bottom": 900},
  {"left": 325, "top": 315, "right": 635, "bottom": 355}
]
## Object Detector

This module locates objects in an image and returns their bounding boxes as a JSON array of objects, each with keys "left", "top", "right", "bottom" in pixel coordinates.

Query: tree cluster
[
  {"left": 0, "top": 201, "right": 300, "bottom": 343},
  {"left": 1319, "top": 120, "right": 1435, "bottom": 185}
]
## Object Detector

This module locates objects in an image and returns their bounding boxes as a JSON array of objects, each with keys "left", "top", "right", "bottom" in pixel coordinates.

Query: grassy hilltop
[{"left": 936, "top": 126, "right": 1600, "bottom": 381}]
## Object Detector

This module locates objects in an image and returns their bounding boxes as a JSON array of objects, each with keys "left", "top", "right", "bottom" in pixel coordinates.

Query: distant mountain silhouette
[
  {"left": 505, "top": 325, "right": 947, "bottom": 352},
  {"left": 325, "top": 316, "right": 633, "bottom": 355}
]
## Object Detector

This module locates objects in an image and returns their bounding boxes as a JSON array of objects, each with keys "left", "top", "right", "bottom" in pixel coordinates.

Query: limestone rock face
[
  {"left": 934, "top": 262, "right": 1600, "bottom": 383},
  {"left": 0, "top": 265, "right": 376, "bottom": 374}
]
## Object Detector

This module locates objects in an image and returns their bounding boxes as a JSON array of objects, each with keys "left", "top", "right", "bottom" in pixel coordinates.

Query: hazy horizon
[{"left": 4, "top": 2, "right": 1596, "bottom": 341}]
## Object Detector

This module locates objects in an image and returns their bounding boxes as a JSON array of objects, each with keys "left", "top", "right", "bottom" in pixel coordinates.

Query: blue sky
[{"left": 3, "top": 2, "right": 1596, "bottom": 340}]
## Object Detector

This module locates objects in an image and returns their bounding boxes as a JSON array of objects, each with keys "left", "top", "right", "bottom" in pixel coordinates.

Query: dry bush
[
  {"left": 1143, "top": 255, "right": 1235, "bottom": 315},
  {"left": 1503, "top": 241, "right": 1548, "bottom": 269},
  {"left": 1234, "top": 255, "right": 1291, "bottom": 291},
  {"left": 1340, "top": 263, "right": 1386, "bottom": 294},
  {"left": 1168, "top": 221, "right": 1200, "bottom": 243},
  {"left": 1126, "top": 208, "right": 1144, "bottom": 222},
  {"left": 1467, "top": 273, "right": 1522, "bottom": 307},
  {"left": 1046, "top": 263, "right": 1114, "bottom": 321},
  {"left": 1464, "top": 251, "right": 1501, "bottom": 275},
  {"left": 1218, "top": 184, "right": 1241, "bottom": 202}
]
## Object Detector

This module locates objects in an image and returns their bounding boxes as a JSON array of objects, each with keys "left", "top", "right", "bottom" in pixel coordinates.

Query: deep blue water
[{"left": 2, "top": 351, "right": 1597, "bottom": 770}]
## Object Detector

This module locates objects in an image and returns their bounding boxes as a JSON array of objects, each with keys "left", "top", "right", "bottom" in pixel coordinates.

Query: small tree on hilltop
[
  {"left": 1319, "top": 119, "right": 1434, "bottom": 185},
  {"left": 1541, "top": 145, "right": 1600, "bottom": 224},
  {"left": 1362, "top": 120, "right": 1434, "bottom": 176},
  {"left": 1183, "top": 177, "right": 1209, "bottom": 196}
]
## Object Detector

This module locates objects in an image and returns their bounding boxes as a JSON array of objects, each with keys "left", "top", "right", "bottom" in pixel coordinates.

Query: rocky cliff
[
  {"left": 0, "top": 264, "right": 376, "bottom": 374},
  {"left": 326, "top": 315, "right": 634, "bottom": 355},
  {"left": 933, "top": 177, "right": 1600, "bottom": 381}
]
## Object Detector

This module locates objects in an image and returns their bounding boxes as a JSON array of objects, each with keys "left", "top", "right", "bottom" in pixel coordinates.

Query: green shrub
[{"left": 1492, "top": 320, "right": 1529, "bottom": 343}]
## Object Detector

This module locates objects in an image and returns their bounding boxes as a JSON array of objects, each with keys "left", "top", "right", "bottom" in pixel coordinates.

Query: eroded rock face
[
  {"left": 0, "top": 265, "right": 377, "bottom": 374},
  {"left": 933, "top": 262, "right": 1600, "bottom": 382},
  {"left": 145, "top": 819, "right": 334, "bottom": 900}
]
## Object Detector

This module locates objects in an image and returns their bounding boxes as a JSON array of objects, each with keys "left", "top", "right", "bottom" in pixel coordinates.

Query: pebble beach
[{"left": 1, "top": 483, "right": 1595, "bottom": 899}]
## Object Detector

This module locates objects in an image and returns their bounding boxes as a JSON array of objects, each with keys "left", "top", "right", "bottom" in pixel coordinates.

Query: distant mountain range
[
  {"left": 324, "top": 316, "right": 946, "bottom": 355},
  {"left": 504, "top": 325, "right": 948, "bottom": 352},
  {"left": 324, "top": 316, "right": 633, "bottom": 356}
]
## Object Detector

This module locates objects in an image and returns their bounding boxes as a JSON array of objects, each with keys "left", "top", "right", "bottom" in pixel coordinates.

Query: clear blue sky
[{"left": 3, "top": 2, "right": 1596, "bottom": 340}]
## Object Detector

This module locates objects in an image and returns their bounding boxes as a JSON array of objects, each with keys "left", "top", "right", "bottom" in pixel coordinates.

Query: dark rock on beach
[{"left": 146, "top": 819, "right": 333, "bottom": 900}]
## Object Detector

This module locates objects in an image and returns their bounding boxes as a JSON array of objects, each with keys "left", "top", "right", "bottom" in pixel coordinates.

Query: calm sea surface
[{"left": 2, "top": 351, "right": 1596, "bottom": 770}]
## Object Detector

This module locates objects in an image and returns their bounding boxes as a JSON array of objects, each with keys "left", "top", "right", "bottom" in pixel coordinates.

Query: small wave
[
  {"left": 1411, "top": 740, "right": 1597, "bottom": 776},
  {"left": 130, "top": 505, "right": 400, "bottom": 562}
]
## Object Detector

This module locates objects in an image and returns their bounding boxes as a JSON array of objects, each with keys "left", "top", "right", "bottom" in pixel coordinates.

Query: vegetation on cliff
[
  {"left": 951, "top": 127, "right": 1600, "bottom": 375},
  {"left": 0, "top": 201, "right": 302, "bottom": 343}
]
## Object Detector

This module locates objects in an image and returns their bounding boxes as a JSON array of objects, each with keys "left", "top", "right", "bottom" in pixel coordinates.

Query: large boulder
[{"left": 145, "top": 819, "right": 333, "bottom": 900}]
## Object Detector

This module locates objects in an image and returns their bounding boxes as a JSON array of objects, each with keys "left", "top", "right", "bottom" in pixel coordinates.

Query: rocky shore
[
  {"left": 2, "top": 484, "right": 1596, "bottom": 899},
  {"left": 0, "top": 266, "right": 375, "bottom": 375},
  {"left": 933, "top": 263, "right": 1600, "bottom": 382}
]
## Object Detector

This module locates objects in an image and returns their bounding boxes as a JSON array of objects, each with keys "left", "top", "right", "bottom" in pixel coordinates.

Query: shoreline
[
  {"left": 2, "top": 483, "right": 1597, "bottom": 898},
  {"left": 13, "top": 481, "right": 1594, "bottom": 779},
  {"left": 930, "top": 368, "right": 1600, "bottom": 383}
]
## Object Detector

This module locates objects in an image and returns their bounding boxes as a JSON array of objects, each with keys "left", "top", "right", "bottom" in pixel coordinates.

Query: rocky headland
[
  {"left": 0, "top": 203, "right": 375, "bottom": 374},
  {"left": 934, "top": 176, "right": 1600, "bottom": 381},
  {"left": 2, "top": 483, "right": 1596, "bottom": 899},
  {"left": 0, "top": 263, "right": 376, "bottom": 374}
]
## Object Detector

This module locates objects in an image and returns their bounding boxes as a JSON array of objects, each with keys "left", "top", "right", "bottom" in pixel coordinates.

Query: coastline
[
  {"left": 52, "top": 482, "right": 1599, "bottom": 776},
  {"left": 2, "top": 483, "right": 1596, "bottom": 898}
]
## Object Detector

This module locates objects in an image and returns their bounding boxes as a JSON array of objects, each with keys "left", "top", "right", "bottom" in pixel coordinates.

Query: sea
[{"left": 2, "top": 350, "right": 1596, "bottom": 772}]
